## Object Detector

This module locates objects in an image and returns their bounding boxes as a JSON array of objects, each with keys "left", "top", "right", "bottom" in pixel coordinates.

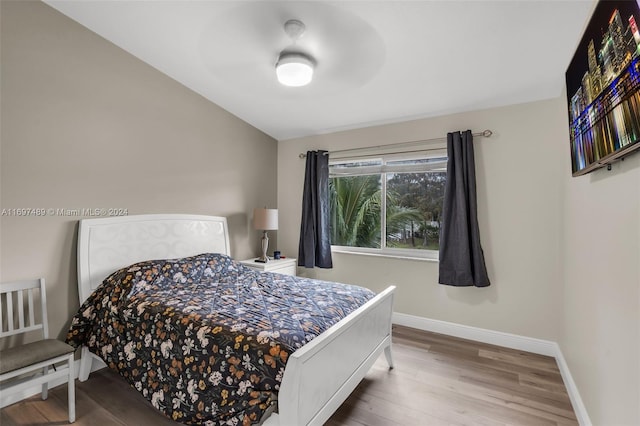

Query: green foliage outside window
[
  {"left": 386, "top": 171, "right": 446, "bottom": 250},
  {"left": 330, "top": 174, "right": 382, "bottom": 248}
]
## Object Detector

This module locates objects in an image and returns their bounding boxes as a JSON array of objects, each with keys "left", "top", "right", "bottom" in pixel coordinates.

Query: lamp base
[{"left": 258, "top": 231, "right": 270, "bottom": 263}]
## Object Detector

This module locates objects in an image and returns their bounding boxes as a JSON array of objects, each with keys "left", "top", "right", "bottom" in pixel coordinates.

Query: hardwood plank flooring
[{"left": 1, "top": 325, "right": 577, "bottom": 425}]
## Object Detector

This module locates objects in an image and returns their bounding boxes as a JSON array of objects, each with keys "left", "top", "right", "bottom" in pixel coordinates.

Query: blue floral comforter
[{"left": 66, "top": 253, "right": 374, "bottom": 425}]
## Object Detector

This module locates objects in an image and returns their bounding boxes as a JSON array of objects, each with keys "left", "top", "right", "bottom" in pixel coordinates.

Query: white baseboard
[
  {"left": 1, "top": 358, "right": 105, "bottom": 409},
  {"left": 553, "top": 345, "right": 592, "bottom": 426},
  {"left": 393, "top": 312, "right": 557, "bottom": 356},
  {"left": 392, "top": 312, "right": 592, "bottom": 426}
]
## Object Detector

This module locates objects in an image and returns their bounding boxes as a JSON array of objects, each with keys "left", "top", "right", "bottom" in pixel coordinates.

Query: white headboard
[{"left": 77, "top": 214, "right": 230, "bottom": 304}]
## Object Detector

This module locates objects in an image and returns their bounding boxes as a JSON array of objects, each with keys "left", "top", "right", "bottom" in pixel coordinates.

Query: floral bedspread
[{"left": 66, "top": 253, "right": 374, "bottom": 425}]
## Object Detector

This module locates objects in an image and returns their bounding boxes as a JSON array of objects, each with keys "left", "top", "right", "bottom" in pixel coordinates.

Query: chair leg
[
  {"left": 67, "top": 354, "right": 76, "bottom": 423},
  {"left": 41, "top": 366, "right": 49, "bottom": 400}
]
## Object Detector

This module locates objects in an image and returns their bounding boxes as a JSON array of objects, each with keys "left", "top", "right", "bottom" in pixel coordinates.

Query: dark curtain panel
[
  {"left": 438, "top": 130, "right": 490, "bottom": 287},
  {"left": 298, "top": 150, "right": 333, "bottom": 269}
]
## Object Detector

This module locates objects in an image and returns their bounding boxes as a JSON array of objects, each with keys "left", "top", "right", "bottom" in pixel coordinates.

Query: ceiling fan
[
  {"left": 198, "top": 2, "right": 385, "bottom": 94},
  {"left": 275, "top": 19, "right": 316, "bottom": 87}
]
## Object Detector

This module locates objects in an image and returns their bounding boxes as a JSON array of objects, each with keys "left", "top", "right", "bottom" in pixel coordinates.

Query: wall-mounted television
[{"left": 566, "top": 0, "right": 640, "bottom": 176}]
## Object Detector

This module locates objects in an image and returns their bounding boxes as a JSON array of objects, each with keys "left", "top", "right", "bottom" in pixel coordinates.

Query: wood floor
[{"left": 1, "top": 325, "right": 577, "bottom": 426}]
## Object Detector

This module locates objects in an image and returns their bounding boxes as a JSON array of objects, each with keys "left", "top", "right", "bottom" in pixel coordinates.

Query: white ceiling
[{"left": 44, "top": 1, "right": 594, "bottom": 141}]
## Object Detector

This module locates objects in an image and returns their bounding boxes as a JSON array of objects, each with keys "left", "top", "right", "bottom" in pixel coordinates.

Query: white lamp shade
[
  {"left": 253, "top": 208, "right": 278, "bottom": 230},
  {"left": 276, "top": 53, "right": 314, "bottom": 87}
]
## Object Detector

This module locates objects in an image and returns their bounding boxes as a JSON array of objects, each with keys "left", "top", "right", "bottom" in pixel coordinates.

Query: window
[{"left": 329, "top": 152, "right": 447, "bottom": 259}]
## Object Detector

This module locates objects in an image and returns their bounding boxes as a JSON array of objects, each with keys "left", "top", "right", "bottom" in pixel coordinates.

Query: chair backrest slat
[
  {"left": 0, "top": 292, "right": 3, "bottom": 333},
  {"left": 6, "top": 292, "right": 14, "bottom": 333},
  {"left": 27, "top": 289, "right": 35, "bottom": 328},
  {"left": 40, "top": 279, "right": 49, "bottom": 339},
  {"left": 17, "top": 290, "right": 25, "bottom": 330},
  {"left": 0, "top": 279, "right": 46, "bottom": 339}
]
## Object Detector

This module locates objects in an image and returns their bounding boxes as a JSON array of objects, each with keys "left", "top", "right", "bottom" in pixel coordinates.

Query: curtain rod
[{"left": 298, "top": 129, "right": 493, "bottom": 159}]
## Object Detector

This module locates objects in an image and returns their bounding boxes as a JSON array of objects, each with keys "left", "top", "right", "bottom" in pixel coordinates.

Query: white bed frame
[{"left": 76, "top": 214, "right": 395, "bottom": 426}]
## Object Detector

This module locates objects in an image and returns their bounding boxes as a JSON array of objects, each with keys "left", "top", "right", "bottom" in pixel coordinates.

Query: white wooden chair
[{"left": 0, "top": 278, "right": 76, "bottom": 423}]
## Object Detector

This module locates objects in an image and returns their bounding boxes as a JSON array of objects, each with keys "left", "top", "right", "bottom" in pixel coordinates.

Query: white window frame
[{"left": 329, "top": 150, "right": 447, "bottom": 261}]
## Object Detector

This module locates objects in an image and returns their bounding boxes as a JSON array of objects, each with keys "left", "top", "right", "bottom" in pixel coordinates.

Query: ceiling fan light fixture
[{"left": 276, "top": 52, "right": 314, "bottom": 87}]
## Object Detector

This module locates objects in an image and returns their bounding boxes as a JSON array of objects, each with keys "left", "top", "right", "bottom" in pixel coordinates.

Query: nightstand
[{"left": 238, "top": 257, "right": 297, "bottom": 276}]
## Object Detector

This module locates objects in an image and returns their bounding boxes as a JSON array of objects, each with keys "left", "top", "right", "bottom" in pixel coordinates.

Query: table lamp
[{"left": 253, "top": 207, "right": 278, "bottom": 263}]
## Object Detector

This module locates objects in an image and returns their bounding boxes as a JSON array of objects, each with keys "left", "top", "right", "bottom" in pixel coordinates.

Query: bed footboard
[{"left": 266, "top": 285, "right": 396, "bottom": 426}]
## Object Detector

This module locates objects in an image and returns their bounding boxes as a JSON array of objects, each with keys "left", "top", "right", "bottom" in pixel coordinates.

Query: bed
[{"left": 68, "top": 214, "right": 395, "bottom": 425}]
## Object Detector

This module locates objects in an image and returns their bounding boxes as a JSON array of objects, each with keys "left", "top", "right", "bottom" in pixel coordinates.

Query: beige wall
[
  {"left": 562, "top": 148, "right": 640, "bottom": 424},
  {"left": 278, "top": 98, "right": 567, "bottom": 342},
  {"left": 0, "top": 1, "right": 277, "bottom": 341}
]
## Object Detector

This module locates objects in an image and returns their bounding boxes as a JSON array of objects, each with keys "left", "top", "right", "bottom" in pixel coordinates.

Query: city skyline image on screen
[{"left": 566, "top": 0, "right": 640, "bottom": 176}]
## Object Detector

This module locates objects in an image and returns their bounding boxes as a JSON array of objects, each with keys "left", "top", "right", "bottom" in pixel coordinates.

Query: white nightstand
[{"left": 238, "top": 257, "right": 297, "bottom": 276}]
